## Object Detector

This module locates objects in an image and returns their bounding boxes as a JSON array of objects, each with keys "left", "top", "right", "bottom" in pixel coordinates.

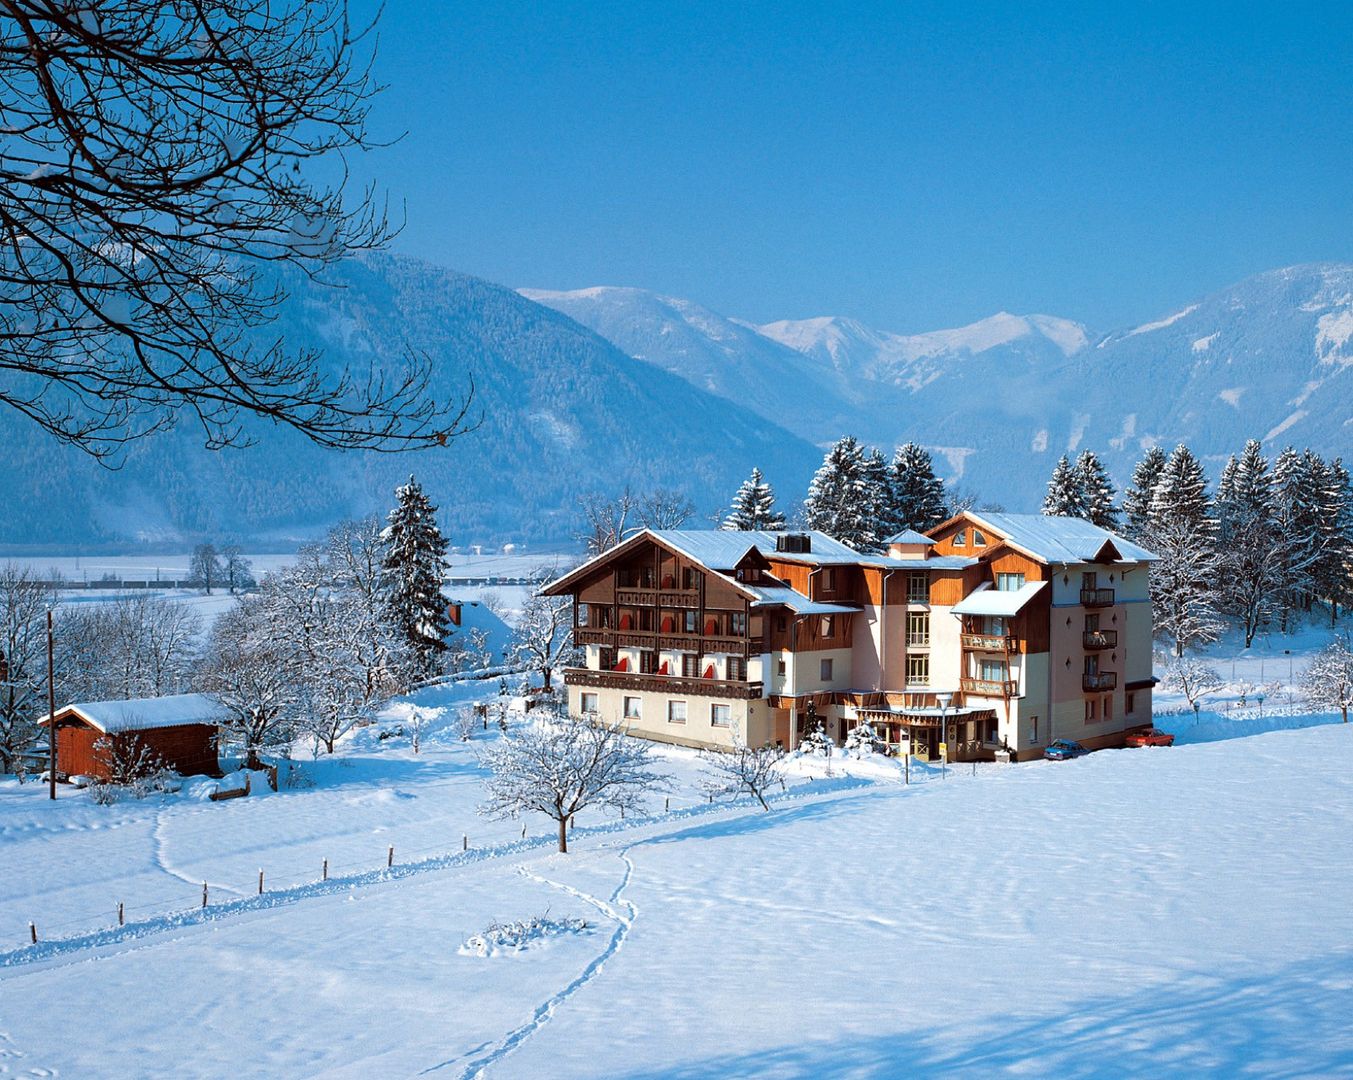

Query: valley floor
[{"left": 1, "top": 695, "right": 1350, "bottom": 1078}]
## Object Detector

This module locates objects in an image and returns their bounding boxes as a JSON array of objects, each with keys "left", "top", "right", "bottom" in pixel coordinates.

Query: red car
[{"left": 1125, "top": 728, "right": 1174, "bottom": 747}]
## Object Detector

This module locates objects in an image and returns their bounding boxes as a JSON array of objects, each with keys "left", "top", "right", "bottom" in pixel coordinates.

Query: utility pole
[{"left": 47, "top": 610, "right": 56, "bottom": 801}]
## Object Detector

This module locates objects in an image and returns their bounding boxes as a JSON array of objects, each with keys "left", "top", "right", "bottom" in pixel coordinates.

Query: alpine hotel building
[{"left": 541, "top": 512, "right": 1158, "bottom": 760}]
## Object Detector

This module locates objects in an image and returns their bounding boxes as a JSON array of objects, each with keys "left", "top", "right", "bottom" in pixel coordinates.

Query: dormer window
[
  {"left": 953, "top": 529, "right": 968, "bottom": 547},
  {"left": 972, "top": 529, "right": 986, "bottom": 547}
]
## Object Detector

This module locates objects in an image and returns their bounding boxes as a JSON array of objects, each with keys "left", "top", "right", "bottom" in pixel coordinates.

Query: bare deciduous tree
[
  {"left": 1161, "top": 655, "right": 1224, "bottom": 710},
  {"left": 0, "top": 564, "right": 55, "bottom": 775},
  {"left": 699, "top": 737, "right": 785, "bottom": 811},
  {"left": 1301, "top": 636, "right": 1353, "bottom": 723},
  {"left": 61, "top": 595, "right": 202, "bottom": 702},
  {"left": 637, "top": 488, "right": 695, "bottom": 530},
  {"left": 0, "top": 0, "right": 472, "bottom": 456},
  {"left": 479, "top": 715, "right": 667, "bottom": 853},
  {"left": 577, "top": 489, "right": 637, "bottom": 555},
  {"left": 510, "top": 587, "right": 575, "bottom": 691}
]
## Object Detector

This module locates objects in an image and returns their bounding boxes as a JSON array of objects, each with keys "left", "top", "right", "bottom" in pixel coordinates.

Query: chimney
[
  {"left": 447, "top": 602, "right": 462, "bottom": 627},
  {"left": 775, "top": 533, "right": 811, "bottom": 554}
]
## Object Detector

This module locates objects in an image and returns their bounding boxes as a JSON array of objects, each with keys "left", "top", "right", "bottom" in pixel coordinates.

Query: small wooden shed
[{"left": 40, "top": 693, "right": 226, "bottom": 781}]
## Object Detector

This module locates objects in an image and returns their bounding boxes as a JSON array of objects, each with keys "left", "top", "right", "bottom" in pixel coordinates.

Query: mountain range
[{"left": 0, "top": 257, "right": 1349, "bottom": 549}]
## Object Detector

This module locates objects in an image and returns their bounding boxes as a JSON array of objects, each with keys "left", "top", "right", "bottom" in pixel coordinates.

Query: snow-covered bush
[
  {"left": 700, "top": 741, "right": 785, "bottom": 811},
  {"left": 843, "top": 722, "right": 881, "bottom": 756},
  {"left": 87, "top": 735, "right": 174, "bottom": 804},
  {"left": 456, "top": 706, "right": 479, "bottom": 742},
  {"left": 460, "top": 913, "right": 591, "bottom": 958},
  {"left": 797, "top": 723, "right": 834, "bottom": 757}
]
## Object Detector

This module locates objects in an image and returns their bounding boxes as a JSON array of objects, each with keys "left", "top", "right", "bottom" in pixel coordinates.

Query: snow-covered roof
[
  {"left": 966, "top": 512, "right": 1157, "bottom": 565},
  {"left": 653, "top": 529, "right": 871, "bottom": 567},
  {"left": 43, "top": 693, "right": 230, "bottom": 734},
  {"left": 886, "top": 529, "right": 936, "bottom": 545},
  {"left": 743, "top": 585, "right": 860, "bottom": 615},
  {"left": 950, "top": 581, "right": 1048, "bottom": 617}
]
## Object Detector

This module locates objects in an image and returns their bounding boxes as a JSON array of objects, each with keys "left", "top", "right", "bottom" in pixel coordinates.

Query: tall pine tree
[
  {"left": 1075, "top": 450, "right": 1118, "bottom": 528},
  {"left": 1042, "top": 455, "right": 1089, "bottom": 518},
  {"left": 381, "top": 475, "right": 451, "bottom": 681},
  {"left": 804, "top": 436, "right": 875, "bottom": 550},
  {"left": 722, "top": 467, "right": 786, "bottom": 531},
  {"left": 1122, "top": 445, "right": 1167, "bottom": 539},
  {"left": 887, "top": 442, "right": 948, "bottom": 534},
  {"left": 1215, "top": 441, "right": 1283, "bottom": 646}
]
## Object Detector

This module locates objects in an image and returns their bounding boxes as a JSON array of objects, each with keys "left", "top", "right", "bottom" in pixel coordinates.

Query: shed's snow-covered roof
[
  {"left": 950, "top": 581, "right": 1048, "bottom": 617},
  {"left": 45, "top": 693, "right": 230, "bottom": 734},
  {"left": 966, "top": 513, "right": 1156, "bottom": 564}
]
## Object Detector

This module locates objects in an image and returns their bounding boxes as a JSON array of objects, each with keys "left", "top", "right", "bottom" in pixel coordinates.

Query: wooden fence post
[
  {"left": 202, "top": 882, "right": 208, "bottom": 908},
  {"left": 28, "top": 921, "right": 36, "bottom": 944},
  {"left": 118, "top": 902, "right": 124, "bottom": 927},
  {"left": 258, "top": 869, "right": 264, "bottom": 895},
  {"left": 463, "top": 835, "right": 468, "bottom": 851},
  {"left": 387, "top": 845, "right": 394, "bottom": 869},
  {"left": 322, "top": 858, "right": 328, "bottom": 881}
]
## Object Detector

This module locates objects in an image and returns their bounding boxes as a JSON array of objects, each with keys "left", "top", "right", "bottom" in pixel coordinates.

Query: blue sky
[{"left": 349, "top": 1, "right": 1353, "bottom": 333}]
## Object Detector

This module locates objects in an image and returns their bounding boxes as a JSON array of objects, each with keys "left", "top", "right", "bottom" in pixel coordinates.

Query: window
[
  {"left": 819, "top": 615, "right": 835, "bottom": 638},
  {"left": 820, "top": 567, "right": 836, "bottom": 592},
  {"left": 639, "top": 608, "right": 654, "bottom": 631},
  {"left": 777, "top": 658, "right": 787, "bottom": 676},
  {"left": 820, "top": 658, "right": 833, "bottom": 681},
  {"left": 623, "top": 696, "right": 642, "bottom": 720},
  {"left": 979, "top": 658, "right": 1008, "bottom": 682},
  {"left": 581, "top": 692, "right": 599, "bottom": 715},
  {"left": 776, "top": 616, "right": 788, "bottom": 632},
  {"left": 1082, "top": 571, "right": 1098, "bottom": 590},
  {"left": 683, "top": 610, "right": 698, "bottom": 633},
  {"left": 953, "top": 529, "right": 967, "bottom": 547},
  {"left": 577, "top": 605, "right": 590, "bottom": 627},
  {"left": 1085, "top": 613, "right": 1100, "bottom": 632},
  {"left": 681, "top": 653, "right": 699, "bottom": 678},
  {"left": 906, "top": 610, "right": 930, "bottom": 646},
  {"left": 683, "top": 567, "right": 700, "bottom": 590},
  {"left": 727, "top": 656, "right": 746, "bottom": 681},
  {"left": 985, "top": 616, "right": 1007, "bottom": 636},
  {"left": 711, "top": 703, "right": 731, "bottom": 727},
  {"left": 598, "top": 647, "right": 616, "bottom": 671},
  {"left": 729, "top": 611, "right": 746, "bottom": 636},
  {"left": 972, "top": 529, "right": 986, "bottom": 547},
  {"left": 907, "top": 571, "right": 928, "bottom": 603},
  {"left": 1085, "top": 654, "right": 1100, "bottom": 675},
  {"left": 1103, "top": 695, "right": 1113, "bottom": 721},
  {"left": 1030, "top": 715, "right": 1039, "bottom": 744},
  {"left": 1085, "top": 698, "right": 1097, "bottom": 723},
  {"left": 1126, "top": 692, "right": 1136, "bottom": 716},
  {"left": 996, "top": 572, "right": 1025, "bottom": 592},
  {"left": 667, "top": 700, "right": 687, "bottom": 725},
  {"left": 907, "top": 654, "right": 930, "bottom": 686}
]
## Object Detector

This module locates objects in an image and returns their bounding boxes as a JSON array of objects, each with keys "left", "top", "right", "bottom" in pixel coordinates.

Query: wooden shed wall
[{"left": 54, "top": 718, "right": 219, "bottom": 780}]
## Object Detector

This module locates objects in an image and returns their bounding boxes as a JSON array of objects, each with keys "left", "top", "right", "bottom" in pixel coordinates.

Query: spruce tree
[
  {"left": 1042, "top": 455, "right": 1088, "bottom": 518},
  {"left": 1273, "top": 447, "right": 1323, "bottom": 625},
  {"left": 1122, "top": 446, "right": 1167, "bottom": 539},
  {"left": 381, "top": 475, "right": 451, "bottom": 681},
  {"left": 1075, "top": 450, "right": 1119, "bottom": 528},
  {"left": 859, "top": 447, "right": 892, "bottom": 552},
  {"left": 888, "top": 442, "right": 948, "bottom": 533},
  {"left": 1215, "top": 441, "right": 1283, "bottom": 646},
  {"left": 722, "top": 467, "right": 786, "bottom": 531},
  {"left": 804, "top": 436, "right": 873, "bottom": 550},
  {"left": 1147, "top": 444, "right": 1212, "bottom": 537}
]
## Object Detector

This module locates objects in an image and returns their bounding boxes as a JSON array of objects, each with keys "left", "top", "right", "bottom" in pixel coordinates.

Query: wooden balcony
[
  {"left": 960, "top": 677, "right": 1018, "bottom": 698},
  {"left": 1081, "top": 588, "right": 1115, "bottom": 608},
  {"left": 564, "top": 667, "right": 763, "bottom": 700},
  {"left": 1082, "top": 630, "right": 1117, "bottom": 651},
  {"left": 616, "top": 587, "right": 701, "bottom": 607},
  {"left": 1083, "top": 671, "right": 1117, "bottom": 691},
  {"left": 961, "top": 633, "right": 1017, "bottom": 652},
  {"left": 573, "top": 628, "right": 755, "bottom": 656}
]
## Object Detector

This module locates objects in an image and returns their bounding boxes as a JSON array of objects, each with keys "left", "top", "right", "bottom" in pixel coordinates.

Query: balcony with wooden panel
[
  {"left": 960, "top": 632, "right": 1018, "bottom": 653},
  {"left": 959, "top": 677, "right": 1018, "bottom": 698},
  {"left": 1082, "top": 630, "right": 1117, "bottom": 651},
  {"left": 1083, "top": 671, "right": 1117, "bottom": 691},
  {"left": 564, "top": 668, "right": 763, "bottom": 700}
]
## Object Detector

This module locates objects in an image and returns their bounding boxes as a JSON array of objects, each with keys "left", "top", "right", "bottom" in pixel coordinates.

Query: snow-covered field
[{"left": 1, "top": 673, "right": 1350, "bottom": 1078}]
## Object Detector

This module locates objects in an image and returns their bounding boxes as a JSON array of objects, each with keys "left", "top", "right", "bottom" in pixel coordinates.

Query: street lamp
[
  {"left": 936, "top": 691, "right": 952, "bottom": 780},
  {"left": 1192, "top": 700, "right": 1201, "bottom": 724},
  {"left": 1257, "top": 693, "right": 1265, "bottom": 718}
]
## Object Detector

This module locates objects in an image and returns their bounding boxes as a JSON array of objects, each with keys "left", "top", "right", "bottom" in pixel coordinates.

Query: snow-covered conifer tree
[
  {"left": 1214, "top": 441, "right": 1284, "bottom": 646},
  {"left": 1042, "top": 455, "right": 1089, "bottom": 519},
  {"left": 1122, "top": 446, "right": 1167, "bottom": 539},
  {"left": 859, "top": 447, "right": 892, "bottom": 552},
  {"left": 888, "top": 443, "right": 948, "bottom": 534},
  {"left": 722, "top": 467, "right": 786, "bottom": 531},
  {"left": 382, "top": 475, "right": 451, "bottom": 681},
  {"left": 804, "top": 436, "right": 874, "bottom": 550},
  {"left": 1075, "top": 450, "right": 1119, "bottom": 528},
  {"left": 1148, "top": 517, "right": 1225, "bottom": 656},
  {"left": 1147, "top": 444, "right": 1213, "bottom": 537}
]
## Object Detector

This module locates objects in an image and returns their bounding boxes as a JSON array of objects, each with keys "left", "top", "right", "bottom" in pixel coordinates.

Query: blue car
[{"left": 1044, "top": 739, "right": 1089, "bottom": 761}]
